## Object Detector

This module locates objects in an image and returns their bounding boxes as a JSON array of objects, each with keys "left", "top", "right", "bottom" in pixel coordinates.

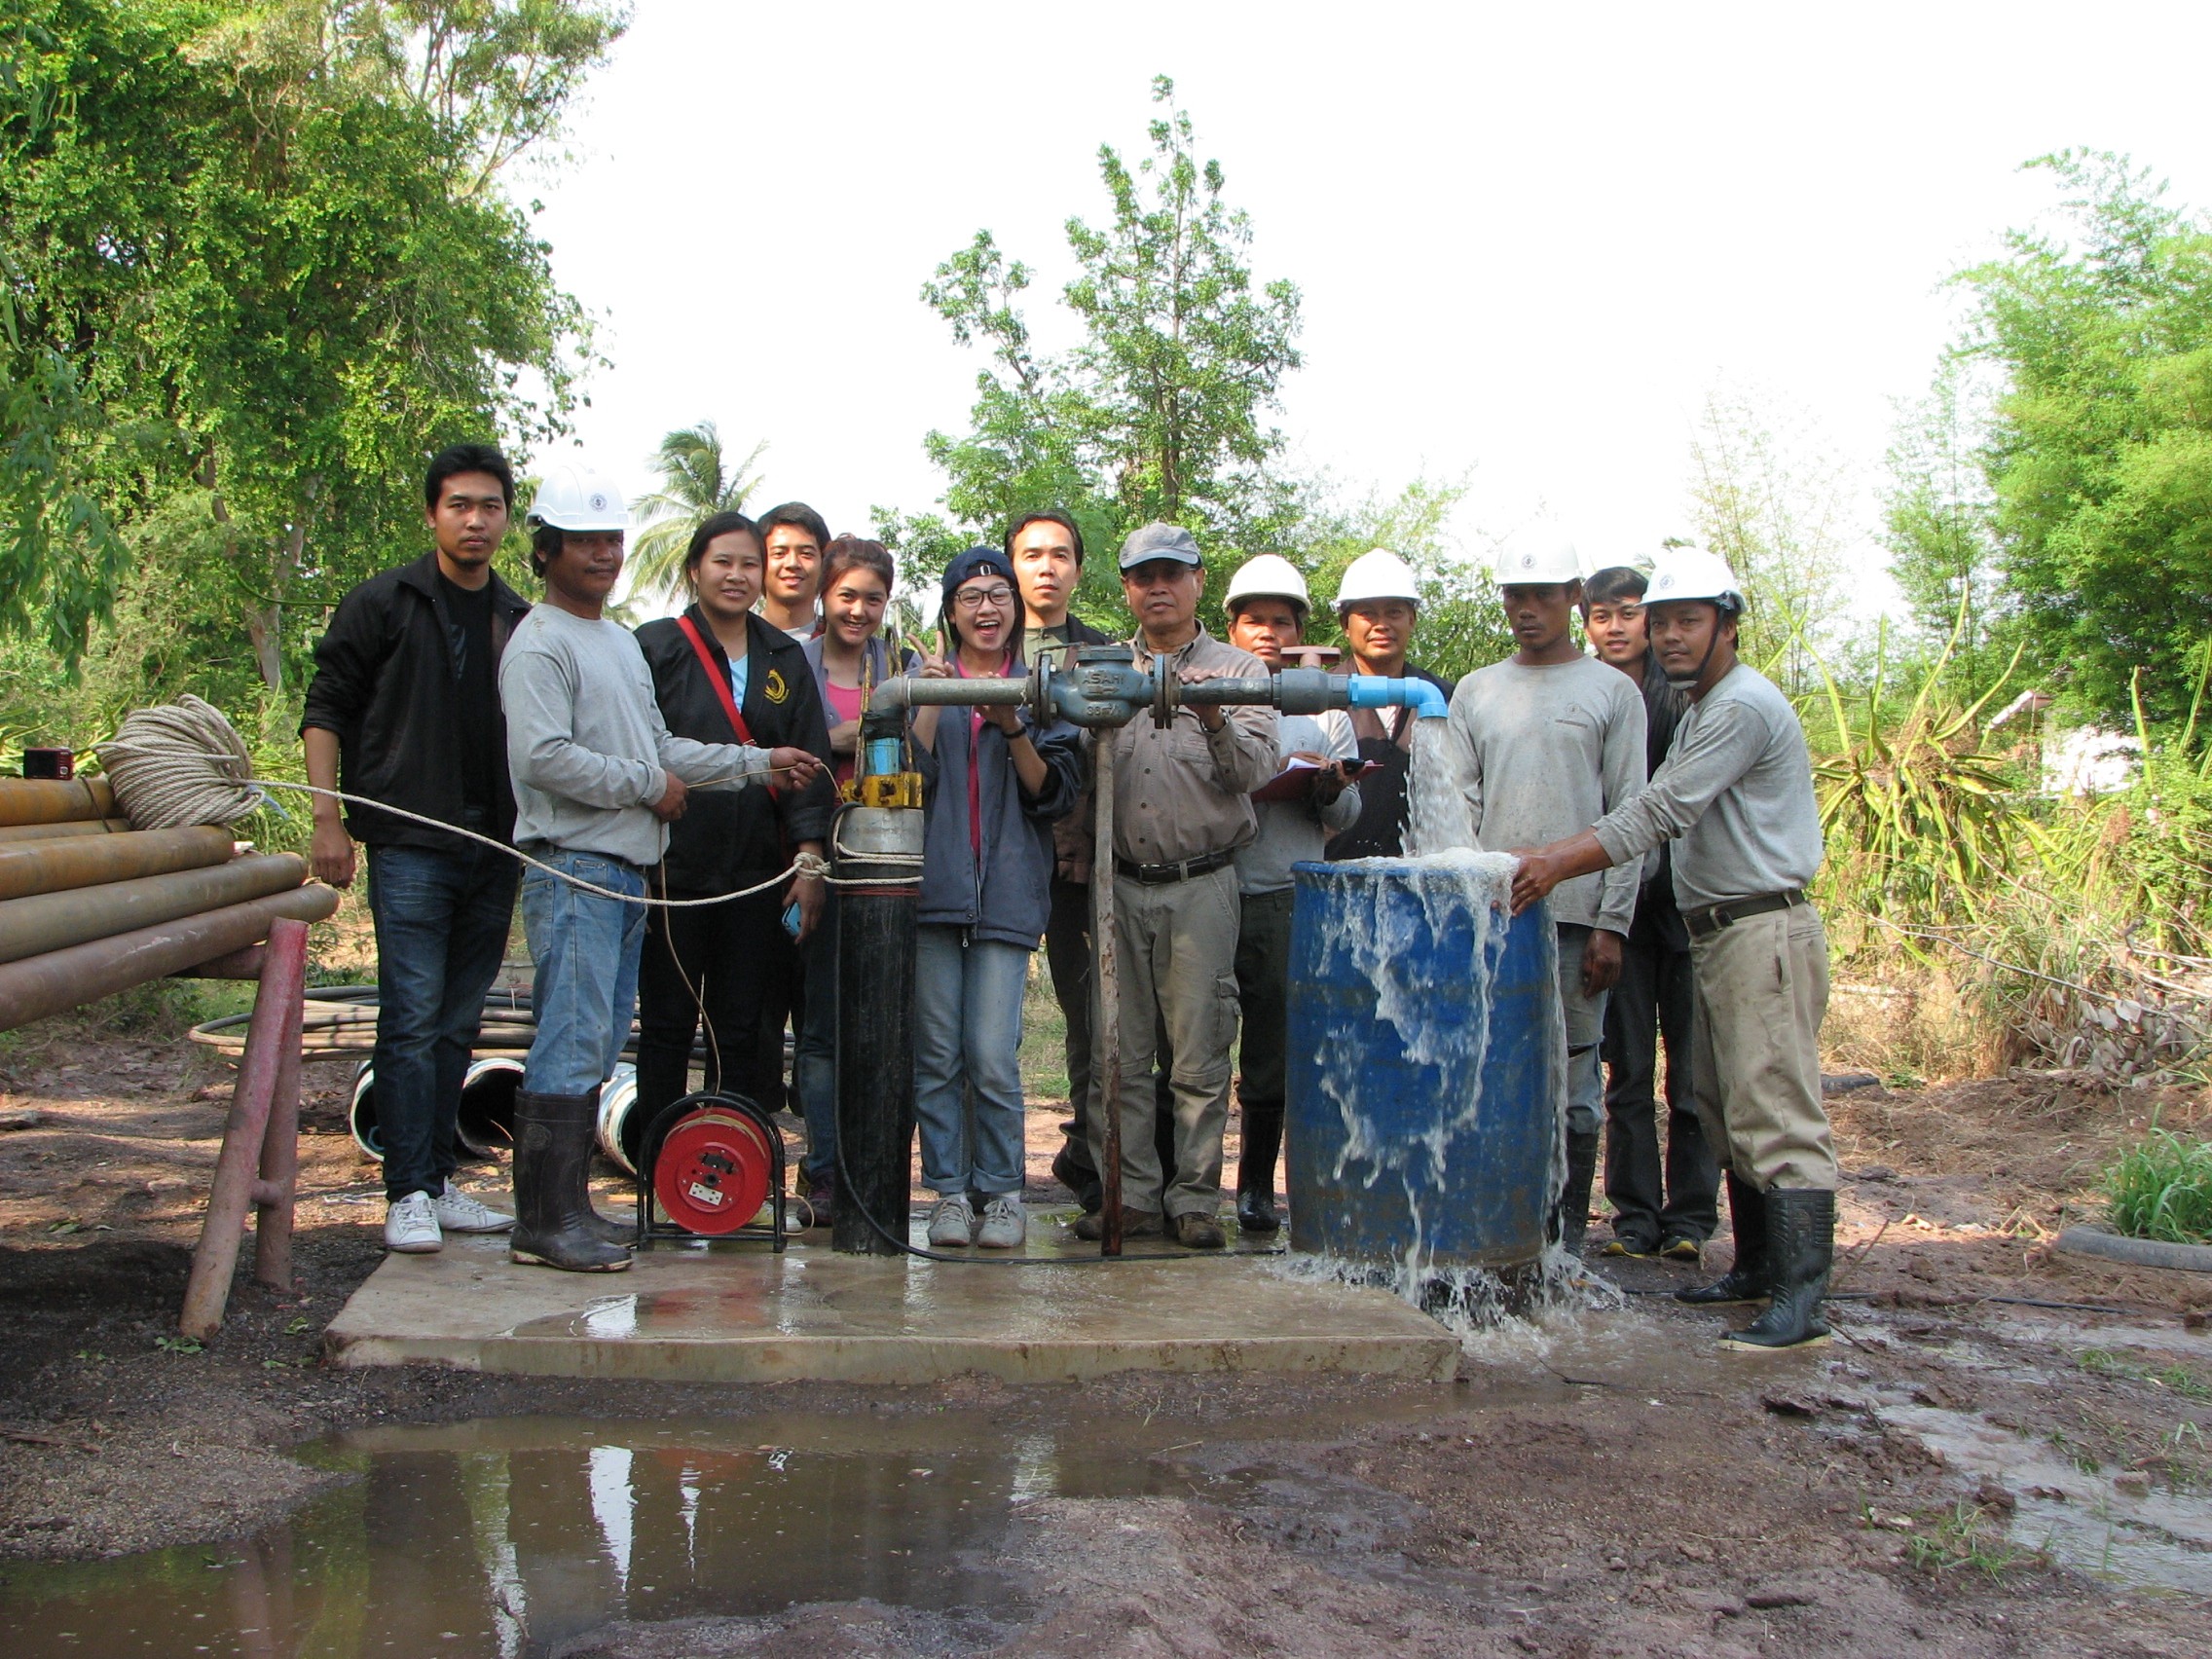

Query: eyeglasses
[{"left": 953, "top": 585, "right": 1014, "bottom": 610}]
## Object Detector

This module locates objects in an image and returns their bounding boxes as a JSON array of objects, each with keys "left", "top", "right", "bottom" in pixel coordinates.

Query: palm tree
[{"left": 628, "top": 422, "right": 767, "bottom": 601}]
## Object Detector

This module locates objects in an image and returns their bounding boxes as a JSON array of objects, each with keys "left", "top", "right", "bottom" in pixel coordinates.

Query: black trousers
[
  {"left": 1601, "top": 897, "right": 1719, "bottom": 1245},
  {"left": 635, "top": 890, "right": 784, "bottom": 1165},
  {"left": 752, "top": 906, "right": 803, "bottom": 1116},
  {"left": 1045, "top": 875, "right": 1098, "bottom": 1172}
]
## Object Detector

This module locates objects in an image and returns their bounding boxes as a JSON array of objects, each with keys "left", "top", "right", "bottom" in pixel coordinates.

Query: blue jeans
[
  {"left": 365, "top": 843, "right": 520, "bottom": 1202},
  {"left": 912, "top": 927, "right": 1030, "bottom": 1198},
  {"left": 793, "top": 890, "right": 840, "bottom": 1185},
  {"left": 1556, "top": 923, "right": 1611, "bottom": 1140},
  {"left": 520, "top": 851, "right": 647, "bottom": 1099}
]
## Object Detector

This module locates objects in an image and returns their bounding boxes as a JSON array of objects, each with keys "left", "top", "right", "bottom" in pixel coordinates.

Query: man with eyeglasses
[{"left": 1074, "top": 524, "right": 1277, "bottom": 1250}]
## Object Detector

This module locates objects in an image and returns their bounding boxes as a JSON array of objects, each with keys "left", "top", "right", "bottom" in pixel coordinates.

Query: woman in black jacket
[{"left": 632, "top": 512, "right": 836, "bottom": 1199}]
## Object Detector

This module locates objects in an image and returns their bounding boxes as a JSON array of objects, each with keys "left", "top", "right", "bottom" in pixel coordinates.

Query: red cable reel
[{"left": 649, "top": 1102, "right": 775, "bottom": 1235}]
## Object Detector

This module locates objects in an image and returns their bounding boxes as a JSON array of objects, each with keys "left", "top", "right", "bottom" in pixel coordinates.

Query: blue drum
[{"left": 1284, "top": 855, "right": 1562, "bottom": 1272}]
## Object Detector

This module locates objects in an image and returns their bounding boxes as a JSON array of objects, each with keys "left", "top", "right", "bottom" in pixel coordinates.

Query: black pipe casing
[{"left": 831, "top": 806, "right": 923, "bottom": 1255}]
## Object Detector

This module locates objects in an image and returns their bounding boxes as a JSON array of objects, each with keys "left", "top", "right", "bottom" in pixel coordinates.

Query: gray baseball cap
[{"left": 1117, "top": 522, "right": 1202, "bottom": 571}]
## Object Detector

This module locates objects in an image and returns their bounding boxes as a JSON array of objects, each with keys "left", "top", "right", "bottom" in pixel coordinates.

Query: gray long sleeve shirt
[
  {"left": 1443, "top": 655, "right": 1646, "bottom": 933},
  {"left": 1591, "top": 662, "right": 1824, "bottom": 912},
  {"left": 499, "top": 604, "right": 768, "bottom": 867}
]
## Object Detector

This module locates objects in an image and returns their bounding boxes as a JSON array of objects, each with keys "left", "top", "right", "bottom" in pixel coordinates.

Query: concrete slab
[{"left": 323, "top": 1207, "right": 1458, "bottom": 1384}]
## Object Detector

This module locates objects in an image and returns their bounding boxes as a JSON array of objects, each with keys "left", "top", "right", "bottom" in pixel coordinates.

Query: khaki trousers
[
  {"left": 1090, "top": 865, "right": 1241, "bottom": 1219},
  {"left": 1687, "top": 903, "right": 1838, "bottom": 1193}
]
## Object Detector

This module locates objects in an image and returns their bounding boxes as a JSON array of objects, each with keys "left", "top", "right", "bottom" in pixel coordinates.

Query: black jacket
[
  {"left": 1325, "top": 664, "right": 1457, "bottom": 861},
  {"left": 300, "top": 553, "right": 532, "bottom": 851},
  {"left": 634, "top": 608, "right": 835, "bottom": 894}
]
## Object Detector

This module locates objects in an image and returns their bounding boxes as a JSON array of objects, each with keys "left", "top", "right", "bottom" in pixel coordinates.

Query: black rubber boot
[
  {"left": 510, "top": 1090, "right": 633, "bottom": 1272},
  {"left": 1235, "top": 1098, "right": 1284, "bottom": 1235},
  {"left": 1678, "top": 1172, "right": 1768, "bottom": 1305},
  {"left": 1550, "top": 1126, "right": 1600, "bottom": 1254},
  {"left": 1722, "top": 1188, "right": 1833, "bottom": 1351}
]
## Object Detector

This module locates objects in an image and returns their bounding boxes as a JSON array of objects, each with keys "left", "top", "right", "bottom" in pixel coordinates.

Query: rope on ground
[{"left": 92, "top": 695, "right": 828, "bottom": 908}]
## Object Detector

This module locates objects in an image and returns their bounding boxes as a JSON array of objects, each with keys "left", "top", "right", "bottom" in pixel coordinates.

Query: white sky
[{"left": 528, "top": 0, "right": 2212, "bottom": 605}]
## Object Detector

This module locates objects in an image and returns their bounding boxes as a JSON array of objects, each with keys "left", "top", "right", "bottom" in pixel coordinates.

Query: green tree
[
  {"left": 0, "top": 0, "right": 622, "bottom": 689},
  {"left": 1881, "top": 357, "right": 2009, "bottom": 698},
  {"left": 1959, "top": 150, "right": 2212, "bottom": 726},
  {"left": 1686, "top": 384, "right": 1858, "bottom": 692},
  {"left": 890, "top": 75, "right": 1302, "bottom": 621},
  {"left": 628, "top": 422, "right": 766, "bottom": 602}
]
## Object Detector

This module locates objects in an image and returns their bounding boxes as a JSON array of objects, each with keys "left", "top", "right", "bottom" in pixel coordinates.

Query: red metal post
[{"left": 180, "top": 918, "right": 309, "bottom": 1339}]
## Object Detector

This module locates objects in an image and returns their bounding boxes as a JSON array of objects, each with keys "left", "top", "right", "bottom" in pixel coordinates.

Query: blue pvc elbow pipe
[{"left": 1345, "top": 675, "right": 1449, "bottom": 719}]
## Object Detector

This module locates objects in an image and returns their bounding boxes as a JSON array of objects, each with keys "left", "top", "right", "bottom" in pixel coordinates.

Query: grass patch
[
  {"left": 2079, "top": 1347, "right": 2212, "bottom": 1402},
  {"left": 2101, "top": 1121, "right": 2212, "bottom": 1245},
  {"left": 1902, "top": 1501, "right": 2043, "bottom": 1582}
]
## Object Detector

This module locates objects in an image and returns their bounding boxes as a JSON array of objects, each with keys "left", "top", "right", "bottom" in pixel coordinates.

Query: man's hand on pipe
[{"left": 1176, "top": 664, "right": 1228, "bottom": 730}]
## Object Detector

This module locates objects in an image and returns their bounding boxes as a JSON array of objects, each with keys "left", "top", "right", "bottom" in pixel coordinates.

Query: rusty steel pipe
[
  {"left": 1093, "top": 737, "right": 1124, "bottom": 1256},
  {"left": 0, "top": 825, "right": 236, "bottom": 903},
  {"left": 0, "top": 776, "right": 115, "bottom": 828},
  {"left": 0, "top": 882, "right": 337, "bottom": 1033},
  {"left": 0, "top": 818, "right": 132, "bottom": 845},
  {"left": 181, "top": 917, "right": 309, "bottom": 1336},
  {"left": 0, "top": 852, "right": 308, "bottom": 965},
  {"left": 171, "top": 943, "right": 269, "bottom": 980}
]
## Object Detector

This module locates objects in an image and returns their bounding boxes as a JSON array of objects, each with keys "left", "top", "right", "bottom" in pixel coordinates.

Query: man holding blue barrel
[{"left": 1507, "top": 549, "right": 1836, "bottom": 1351}]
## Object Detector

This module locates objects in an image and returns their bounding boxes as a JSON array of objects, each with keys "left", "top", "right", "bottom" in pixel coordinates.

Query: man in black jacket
[
  {"left": 1008, "top": 509, "right": 1115, "bottom": 1212},
  {"left": 302, "top": 444, "right": 533, "bottom": 1255}
]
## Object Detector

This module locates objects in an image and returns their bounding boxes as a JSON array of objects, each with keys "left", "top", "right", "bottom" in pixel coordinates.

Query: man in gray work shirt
[
  {"left": 500, "top": 463, "right": 824, "bottom": 1272},
  {"left": 1429, "top": 528, "right": 1645, "bottom": 1254},
  {"left": 1509, "top": 548, "right": 1834, "bottom": 1351}
]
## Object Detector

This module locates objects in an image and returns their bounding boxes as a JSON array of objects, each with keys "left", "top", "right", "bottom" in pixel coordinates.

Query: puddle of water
[
  {"left": 0, "top": 1399, "right": 1464, "bottom": 1658},
  {"left": 1875, "top": 1400, "right": 2212, "bottom": 1595}
]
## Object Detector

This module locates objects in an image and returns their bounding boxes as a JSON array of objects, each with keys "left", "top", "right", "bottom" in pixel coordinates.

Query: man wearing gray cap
[{"left": 1076, "top": 523, "right": 1278, "bottom": 1249}]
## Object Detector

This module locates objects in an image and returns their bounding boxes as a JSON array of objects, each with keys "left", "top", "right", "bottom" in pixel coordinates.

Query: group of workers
[{"left": 300, "top": 439, "right": 1838, "bottom": 1355}]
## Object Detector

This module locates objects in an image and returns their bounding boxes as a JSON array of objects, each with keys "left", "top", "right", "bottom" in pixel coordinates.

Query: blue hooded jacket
[{"left": 912, "top": 661, "right": 1083, "bottom": 947}]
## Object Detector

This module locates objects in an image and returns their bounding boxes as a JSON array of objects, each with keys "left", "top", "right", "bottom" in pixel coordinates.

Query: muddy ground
[{"left": 0, "top": 996, "right": 2207, "bottom": 1655}]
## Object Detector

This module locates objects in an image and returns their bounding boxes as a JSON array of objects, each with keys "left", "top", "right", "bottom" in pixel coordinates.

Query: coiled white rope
[{"left": 96, "top": 695, "right": 829, "bottom": 908}]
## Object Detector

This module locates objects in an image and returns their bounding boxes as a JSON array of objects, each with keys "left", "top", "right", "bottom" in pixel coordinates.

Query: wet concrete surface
[{"left": 323, "top": 1206, "right": 1460, "bottom": 1384}]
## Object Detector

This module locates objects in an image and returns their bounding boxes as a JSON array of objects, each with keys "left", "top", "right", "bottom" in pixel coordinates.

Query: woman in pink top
[{"left": 793, "top": 538, "right": 915, "bottom": 1217}]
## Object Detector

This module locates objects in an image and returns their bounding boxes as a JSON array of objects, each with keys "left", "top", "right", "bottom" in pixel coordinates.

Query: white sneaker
[
  {"left": 975, "top": 1196, "right": 1025, "bottom": 1250},
  {"left": 926, "top": 1194, "right": 977, "bottom": 1247},
  {"left": 432, "top": 1180, "right": 515, "bottom": 1234},
  {"left": 384, "top": 1190, "right": 442, "bottom": 1253}
]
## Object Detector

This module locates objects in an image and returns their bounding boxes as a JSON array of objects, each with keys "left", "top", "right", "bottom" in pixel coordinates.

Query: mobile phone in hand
[{"left": 782, "top": 901, "right": 804, "bottom": 939}]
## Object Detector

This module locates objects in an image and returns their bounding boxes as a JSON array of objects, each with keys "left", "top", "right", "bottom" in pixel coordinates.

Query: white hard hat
[
  {"left": 1493, "top": 527, "right": 1583, "bottom": 585},
  {"left": 528, "top": 463, "right": 629, "bottom": 533},
  {"left": 1225, "top": 553, "right": 1310, "bottom": 615},
  {"left": 1334, "top": 548, "right": 1422, "bottom": 610},
  {"left": 1645, "top": 546, "right": 1746, "bottom": 613}
]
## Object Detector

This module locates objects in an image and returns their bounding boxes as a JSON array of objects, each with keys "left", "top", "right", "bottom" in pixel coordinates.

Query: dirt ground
[{"left": 0, "top": 1001, "right": 2208, "bottom": 1654}]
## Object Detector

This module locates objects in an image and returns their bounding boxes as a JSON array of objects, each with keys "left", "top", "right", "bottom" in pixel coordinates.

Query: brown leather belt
[
  {"left": 1116, "top": 847, "right": 1236, "bottom": 886},
  {"left": 1682, "top": 888, "right": 1805, "bottom": 940}
]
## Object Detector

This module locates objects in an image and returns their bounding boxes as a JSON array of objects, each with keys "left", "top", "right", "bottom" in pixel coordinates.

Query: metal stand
[
  {"left": 180, "top": 917, "right": 308, "bottom": 1340},
  {"left": 630, "top": 1089, "right": 789, "bottom": 1252},
  {"left": 1092, "top": 737, "right": 1124, "bottom": 1256}
]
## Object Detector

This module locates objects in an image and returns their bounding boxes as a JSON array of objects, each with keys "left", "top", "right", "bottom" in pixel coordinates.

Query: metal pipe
[
  {"left": 1093, "top": 735, "right": 1124, "bottom": 1255},
  {"left": 0, "top": 882, "right": 338, "bottom": 1033},
  {"left": 0, "top": 776, "right": 115, "bottom": 828},
  {"left": 0, "top": 818, "right": 132, "bottom": 845},
  {"left": 181, "top": 916, "right": 308, "bottom": 1336},
  {"left": 0, "top": 825, "right": 237, "bottom": 903},
  {"left": 0, "top": 852, "right": 310, "bottom": 966},
  {"left": 830, "top": 806, "right": 923, "bottom": 1256}
]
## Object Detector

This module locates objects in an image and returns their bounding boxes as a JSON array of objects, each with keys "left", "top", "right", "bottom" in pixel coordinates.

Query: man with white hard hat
[
  {"left": 1326, "top": 549, "right": 1455, "bottom": 859},
  {"left": 1220, "top": 554, "right": 1361, "bottom": 1231},
  {"left": 500, "top": 461, "right": 825, "bottom": 1272},
  {"left": 1429, "top": 528, "right": 1646, "bottom": 1255},
  {"left": 1509, "top": 548, "right": 1836, "bottom": 1350}
]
